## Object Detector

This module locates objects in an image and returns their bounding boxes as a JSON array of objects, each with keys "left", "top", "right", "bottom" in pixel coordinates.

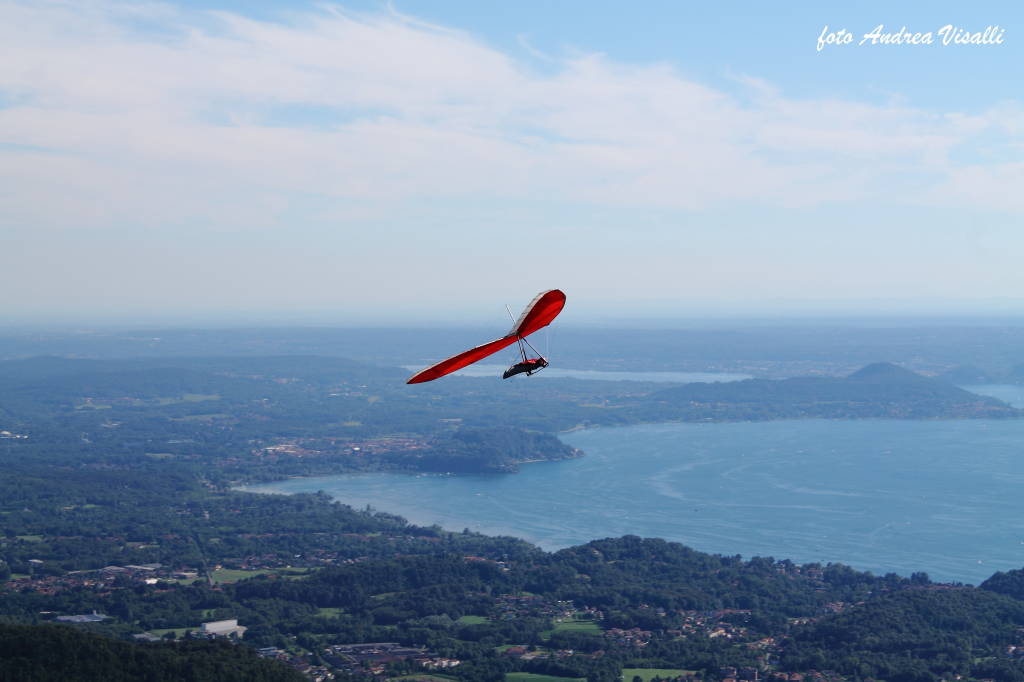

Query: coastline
[{"left": 235, "top": 418, "right": 1024, "bottom": 584}]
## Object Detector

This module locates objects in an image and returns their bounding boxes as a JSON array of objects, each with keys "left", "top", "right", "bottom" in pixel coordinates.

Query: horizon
[{"left": 7, "top": 305, "right": 1024, "bottom": 334}]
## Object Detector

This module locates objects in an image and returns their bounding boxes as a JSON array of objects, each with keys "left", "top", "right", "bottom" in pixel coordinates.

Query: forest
[{"left": 3, "top": 351, "right": 1024, "bottom": 680}]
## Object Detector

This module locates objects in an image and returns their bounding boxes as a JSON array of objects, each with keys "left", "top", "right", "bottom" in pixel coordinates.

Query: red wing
[
  {"left": 511, "top": 289, "right": 566, "bottom": 338},
  {"left": 406, "top": 335, "right": 519, "bottom": 384}
]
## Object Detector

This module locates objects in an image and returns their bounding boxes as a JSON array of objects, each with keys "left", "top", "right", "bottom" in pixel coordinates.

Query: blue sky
[
  {"left": 173, "top": 0, "right": 1022, "bottom": 112},
  {"left": 1, "top": 1, "right": 1022, "bottom": 325}
]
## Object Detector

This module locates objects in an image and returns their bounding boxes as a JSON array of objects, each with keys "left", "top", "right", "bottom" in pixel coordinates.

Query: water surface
[
  {"left": 248, "top": 413, "right": 1024, "bottom": 584},
  {"left": 965, "top": 384, "right": 1024, "bottom": 408}
]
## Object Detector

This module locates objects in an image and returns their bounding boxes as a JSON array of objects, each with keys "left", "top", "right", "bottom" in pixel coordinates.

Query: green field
[
  {"left": 316, "top": 607, "right": 345, "bottom": 618},
  {"left": 456, "top": 615, "right": 488, "bottom": 625},
  {"left": 553, "top": 620, "right": 601, "bottom": 633},
  {"left": 388, "top": 675, "right": 459, "bottom": 682},
  {"left": 540, "top": 617, "right": 602, "bottom": 640},
  {"left": 208, "top": 567, "right": 309, "bottom": 584},
  {"left": 210, "top": 568, "right": 263, "bottom": 584},
  {"left": 147, "top": 627, "right": 191, "bottom": 639},
  {"left": 505, "top": 674, "right": 586, "bottom": 682},
  {"left": 621, "top": 668, "right": 694, "bottom": 681},
  {"left": 279, "top": 567, "right": 310, "bottom": 579}
]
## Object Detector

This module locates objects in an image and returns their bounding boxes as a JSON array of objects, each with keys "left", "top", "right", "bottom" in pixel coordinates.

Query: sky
[{"left": 1, "top": 0, "right": 1022, "bottom": 325}]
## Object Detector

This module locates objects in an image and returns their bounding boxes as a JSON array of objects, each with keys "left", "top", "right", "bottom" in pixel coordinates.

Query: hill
[{"left": 644, "top": 362, "right": 1018, "bottom": 420}]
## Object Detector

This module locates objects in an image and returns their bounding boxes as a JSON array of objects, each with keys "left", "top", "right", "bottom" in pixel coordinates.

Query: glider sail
[
  {"left": 405, "top": 335, "right": 519, "bottom": 385},
  {"left": 509, "top": 289, "right": 567, "bottom": 338},
  {"left": 406, "top": 289, "right": 566, "bottom": 384}
]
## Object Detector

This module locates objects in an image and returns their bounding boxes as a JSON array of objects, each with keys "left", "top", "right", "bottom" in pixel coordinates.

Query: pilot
[{"left": 503, "top": 357, "right": 548, "bottom": 379}]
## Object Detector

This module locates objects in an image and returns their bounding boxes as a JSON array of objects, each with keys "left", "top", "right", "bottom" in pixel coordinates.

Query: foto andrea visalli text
[{"left": 817, "top": 23, "right": 1005, "bottom": 51}]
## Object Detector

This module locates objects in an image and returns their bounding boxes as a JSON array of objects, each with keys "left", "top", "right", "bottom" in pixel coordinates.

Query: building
[{"left": 199, "top": 619, "right": 247, "bottom": 638}]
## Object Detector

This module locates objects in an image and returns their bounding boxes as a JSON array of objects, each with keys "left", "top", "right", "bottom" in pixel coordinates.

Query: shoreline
[{"left": 233, "top": 418, "right": 1024, "bottom": 584}]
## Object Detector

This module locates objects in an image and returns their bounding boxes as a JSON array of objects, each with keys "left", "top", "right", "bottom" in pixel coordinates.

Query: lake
[
  {"left": 402, "top": 364, "right": 751, "bottom": 383},
  {"left": 245, "top": 384, "right": 1024, "bottom": 585}
]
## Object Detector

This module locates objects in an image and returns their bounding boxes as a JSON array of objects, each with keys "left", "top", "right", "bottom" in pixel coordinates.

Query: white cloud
[
  {"left": 3, "top": 1, "right": 1024, "bottom": 319},
  {"left": 2, "top": 0, "right": 1022, "bottom": 235}
]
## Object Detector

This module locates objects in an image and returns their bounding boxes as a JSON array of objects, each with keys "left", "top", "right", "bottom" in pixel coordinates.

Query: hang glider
[{"left": 406, "top": 289, "right": 566, "bottom": 384}]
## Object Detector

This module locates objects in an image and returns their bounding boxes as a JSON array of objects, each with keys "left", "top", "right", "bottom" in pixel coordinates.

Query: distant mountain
[
  {"left": 846, "top": 361, "right": 933, "bottom": 382},
  {"left": 644, "top": 362, "right": 1019, "bottom": 420}
]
